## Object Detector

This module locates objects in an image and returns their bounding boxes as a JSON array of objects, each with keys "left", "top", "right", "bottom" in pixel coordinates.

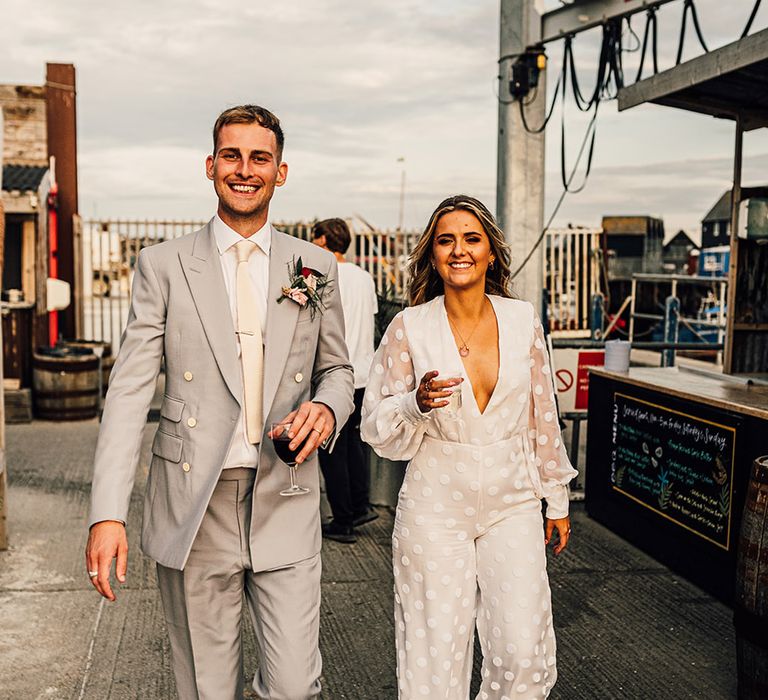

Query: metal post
[
  {"left": 397, "top": 157, "right": 406, "bottom": 232},
  {"left": 629, "top": 277, "right": 637, "bottom": 341},
  {"left": 662, "top": 295, "right": 680, "bottom": 367},
  {"left": 0, "top": 175, "right": 7, "bottom": 550},
  {"left": 724, "top": 118, "right": 743, "bottom": 374},
  {"left": 590, "top": 293, "right": 604, "bottom": 340},
  {"left": 497, "top": 0, "right": 546, "bottom": 307},
  {"left": 717, "top": 279, "right": 727, "bottom": 366}
]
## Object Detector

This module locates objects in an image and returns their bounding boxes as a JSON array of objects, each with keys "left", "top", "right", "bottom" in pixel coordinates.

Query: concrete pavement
[{"left": 0, "top": 419, "right": 736, "bottom": 699}]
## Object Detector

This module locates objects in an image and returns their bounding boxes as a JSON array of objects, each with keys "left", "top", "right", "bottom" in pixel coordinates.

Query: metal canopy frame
[
  {"left": 618, "top": 28, "right": 768, "bottom": 130},
  {"left": 540, "top": 0, "right": 675, "bottom": 44},
  {"left": 615, "top": 29, "right": 768, "bottom": 374}
]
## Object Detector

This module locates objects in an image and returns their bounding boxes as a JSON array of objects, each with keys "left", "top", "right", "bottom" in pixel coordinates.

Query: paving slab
[{"left": 0, "top": 420, "right": 736, "bottom": 699}]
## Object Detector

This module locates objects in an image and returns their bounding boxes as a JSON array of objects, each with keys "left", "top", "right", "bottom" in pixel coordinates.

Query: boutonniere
[{"left": 277, "top": 256, "right": 333, "bottom": 319}]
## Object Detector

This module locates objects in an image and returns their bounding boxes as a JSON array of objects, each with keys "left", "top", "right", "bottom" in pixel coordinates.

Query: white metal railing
[
  {"left": 628, "top": 273, "right": 728, "bottom": 365},
  {"left": 544, "top": 227, "right": 602, "bottom": 336},
  {"left": 77, "top": 217, "right": 420, "bottom": 349},
  {"left": 78, "top": 218, "right": 602, "bottom": 350}
]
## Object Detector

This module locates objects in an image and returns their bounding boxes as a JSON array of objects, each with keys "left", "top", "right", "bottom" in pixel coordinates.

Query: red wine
[{"left": 273, "top": 436, "right": 309, "bottom": 465}]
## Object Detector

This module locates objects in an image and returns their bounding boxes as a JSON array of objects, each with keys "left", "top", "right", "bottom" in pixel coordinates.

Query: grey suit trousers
[{"left": 156, "top": 469, "right": 322, "bottom": 700}]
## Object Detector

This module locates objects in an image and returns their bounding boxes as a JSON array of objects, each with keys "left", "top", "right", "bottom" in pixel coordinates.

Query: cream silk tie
[{"left": 234, "top": 240, "right": 264, "bottom": 444}]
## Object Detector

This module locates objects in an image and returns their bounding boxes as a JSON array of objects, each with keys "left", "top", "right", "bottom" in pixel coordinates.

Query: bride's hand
[
  {"left": 545, "top": 516, "right": 571, "bottom": 555},
  {"left": 416, "top": 371, "right": 463, "bottom": 413}
]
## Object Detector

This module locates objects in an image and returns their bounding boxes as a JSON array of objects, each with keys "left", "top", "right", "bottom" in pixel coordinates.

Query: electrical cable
[
  {"left": 688, "top": 0, "right": 709, "bottom": 52},
  {"left": 676, "top": 0, "right": 708, "bottom": 66},
  {"left": 635, "top": 8, "right": 661, "bottom": 82},
  {"left": 564, "top": 36, "right": 597, "bottom": 111},
  {"left": 522, "top": 86, "right": 539, "bottom": 106},
  {"left": 518, "top": 71, "right": 562, "bottom": 134},
  {"left": 511, "top": 18, "right": 629, "bottom": 279},
  {"left": 623, "top": 16, "right": 642, "bottom": 53},
  {"left": 510, "top": 94, "right": 600, "bottom": 280},
  {"left": 742, "top": 0, "right": 763, "bottom": 37},
  {"left": 508, "top": 0, "right": 725, "bottom": 280},
  {"left": 560, "top": 101, "right": 599, "bottom": 194}
]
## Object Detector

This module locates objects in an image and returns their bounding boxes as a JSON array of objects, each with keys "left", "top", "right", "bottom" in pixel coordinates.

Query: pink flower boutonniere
[{"left": 277, "top": 256, "right": 333, "bottom": 319}]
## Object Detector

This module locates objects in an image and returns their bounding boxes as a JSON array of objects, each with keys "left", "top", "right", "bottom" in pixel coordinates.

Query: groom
[{"left": 86, "top": 105, "right": 353, "bottom": 699}]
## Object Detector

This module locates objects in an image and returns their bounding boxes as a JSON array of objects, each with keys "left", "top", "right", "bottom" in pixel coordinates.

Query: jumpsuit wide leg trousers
[{"left": 392, "top": 435, "right": 557, "bottom": 699}]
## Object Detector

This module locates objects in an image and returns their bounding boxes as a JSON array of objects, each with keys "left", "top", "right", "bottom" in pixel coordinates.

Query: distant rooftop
[
  {"left": 703, "top": 186, "right": 768, "bottom": 223},
  {"left": 1, "top": 164, "right": 48, "bottom": 192},
  {"left": 663, "top": 230, "right": 699, "bottom": 250}
]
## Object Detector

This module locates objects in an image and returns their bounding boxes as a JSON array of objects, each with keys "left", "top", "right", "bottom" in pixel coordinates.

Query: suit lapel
[
  {"left": 263, "top": 227, "right": 300, "bottom": 417},
  {"left": 179, "top": 222, "right": 243, "bottom": 404}
]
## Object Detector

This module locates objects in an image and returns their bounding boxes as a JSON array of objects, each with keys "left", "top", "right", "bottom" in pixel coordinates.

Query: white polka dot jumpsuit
[{"left": 361, "top": 295, "right": 577, "bottom": 699}]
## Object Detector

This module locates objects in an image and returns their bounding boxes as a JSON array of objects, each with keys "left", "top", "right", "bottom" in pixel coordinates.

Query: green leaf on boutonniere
[{"left": 276, "top": 255, "right": 334, "bottom": 319}]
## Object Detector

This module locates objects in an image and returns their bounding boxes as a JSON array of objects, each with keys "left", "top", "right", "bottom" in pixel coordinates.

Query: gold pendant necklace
[{"left": 447, "top": 301, "right": 486, "bottom": 357}]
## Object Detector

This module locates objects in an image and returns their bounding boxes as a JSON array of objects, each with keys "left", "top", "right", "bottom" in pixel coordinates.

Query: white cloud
[{"left": 1, "top": 0, "right": 765, "bottom": 231}]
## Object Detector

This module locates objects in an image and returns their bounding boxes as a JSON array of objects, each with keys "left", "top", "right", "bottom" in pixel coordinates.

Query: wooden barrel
[
  {"left": 62, "top": 340, "right": 114, "bottom": 397},
  {"left": 32, "top": 350, "right": 100, "bottom": 421},
  {"left": 735, "top": 455, "right": 768, "bottom": 699}
]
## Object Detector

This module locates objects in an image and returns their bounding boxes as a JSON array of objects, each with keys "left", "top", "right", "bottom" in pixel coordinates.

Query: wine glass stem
[{"left": 289, "top": 465, "right": 298, "bottom": 489}]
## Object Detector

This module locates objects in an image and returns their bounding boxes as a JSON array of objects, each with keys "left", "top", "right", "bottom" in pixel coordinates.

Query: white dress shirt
[
  {"left": 337, "top": 262, "right": 378, "bottom": 389},
  {"left": 212, "top": 214, "right": 270, "bottom": 470}
]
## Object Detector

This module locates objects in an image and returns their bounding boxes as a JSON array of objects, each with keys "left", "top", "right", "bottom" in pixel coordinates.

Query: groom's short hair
[
  {"left": 312, "top": 218, "right": 351, "bottom": 254},
  {"left": 212, "top": 105, "right": 284, "bottom": 160}
]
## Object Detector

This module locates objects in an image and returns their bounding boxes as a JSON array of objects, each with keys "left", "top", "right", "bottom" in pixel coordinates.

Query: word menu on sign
[{"left": 610, "top": 393, "right": 736, "bottom": 549}]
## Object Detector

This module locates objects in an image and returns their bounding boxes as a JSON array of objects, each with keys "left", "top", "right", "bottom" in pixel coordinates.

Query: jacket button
[
  {"left": 182, "top": 462, "right": 191, "bottom": 472},
  {"left": 187, "top": 417, "right": 197, "bottom": 428},
  {"left": 294, "top": 372, "right": 303, "bottom": 383},
  {"left": 184, "top": 371, "right": 193, "bottom": 381}
]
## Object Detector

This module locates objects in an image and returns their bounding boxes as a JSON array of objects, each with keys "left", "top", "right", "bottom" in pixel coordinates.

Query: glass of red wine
[{"left": 271, "top": 421, "right": 311, "bottom": 497}]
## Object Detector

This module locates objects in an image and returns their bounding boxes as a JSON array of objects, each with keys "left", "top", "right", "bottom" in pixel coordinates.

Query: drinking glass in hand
[
  {"left": 271, "top": 421, "right": 311, "bottom": 497},
  {"left": 442, "top": 377, "right": 463, "bottom": 421}
]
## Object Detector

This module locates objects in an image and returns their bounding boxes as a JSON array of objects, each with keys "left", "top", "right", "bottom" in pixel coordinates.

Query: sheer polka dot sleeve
[
  {"left": 361, "top": 312, "right": 430, "bottom": 461},
  {"left": 528, "top": 316, "right": 578, "bottom": 519}
]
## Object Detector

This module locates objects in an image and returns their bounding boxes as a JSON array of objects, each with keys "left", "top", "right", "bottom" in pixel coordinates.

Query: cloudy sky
[{"left": 2, "top": 0, "right": 766, "bottom": 239}]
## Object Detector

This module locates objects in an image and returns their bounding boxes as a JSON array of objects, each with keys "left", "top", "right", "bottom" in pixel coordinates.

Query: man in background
[{"left": 313, "top": 218, "right": 378, "bottom": 543}]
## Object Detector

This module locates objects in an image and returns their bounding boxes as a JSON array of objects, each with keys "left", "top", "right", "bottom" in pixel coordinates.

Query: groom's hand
[
  {"left": 280, "top": 401, "right": 335, "bottom": 464},
  {"left": 86, "top": 520, "right": 128, "bottom": 601}
]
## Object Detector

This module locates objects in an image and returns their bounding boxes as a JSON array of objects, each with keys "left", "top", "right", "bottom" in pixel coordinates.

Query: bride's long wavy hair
[{"left": 407, "top": 195, "right": 514, "bottom": 306}]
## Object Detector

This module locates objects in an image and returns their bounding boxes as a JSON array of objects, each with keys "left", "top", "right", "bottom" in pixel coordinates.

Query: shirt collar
[{"left": 212, "top": 214, "right": 272, "bottom": 257}]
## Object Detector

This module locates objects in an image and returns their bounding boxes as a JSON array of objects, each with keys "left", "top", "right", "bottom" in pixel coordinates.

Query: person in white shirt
[{"left": 312, "top": 218, "right": 379, "bottom": 543}]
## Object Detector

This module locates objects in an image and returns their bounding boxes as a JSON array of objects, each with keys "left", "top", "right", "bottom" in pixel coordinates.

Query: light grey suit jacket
[{"left": 88, "top": 222, "right": 354, "bottom": 571}]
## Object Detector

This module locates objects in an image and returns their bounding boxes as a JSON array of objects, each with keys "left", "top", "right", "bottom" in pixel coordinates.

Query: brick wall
[{"left": 0, "top": 85, "right": 47, "bottom": 167}]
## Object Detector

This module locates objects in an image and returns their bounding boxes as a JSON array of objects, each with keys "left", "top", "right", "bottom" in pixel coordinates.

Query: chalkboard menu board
[{"left": 611, "top": 393, "right": 737, "bottom": 550}]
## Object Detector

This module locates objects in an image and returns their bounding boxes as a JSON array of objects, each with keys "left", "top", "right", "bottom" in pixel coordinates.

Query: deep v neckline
[{"left": 440, "top": 295, "right": 501, "bottom": 417}]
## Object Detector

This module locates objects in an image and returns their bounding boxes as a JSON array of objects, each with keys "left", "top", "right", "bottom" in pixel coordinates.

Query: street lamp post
[{"left": 397, "top": 157, "right": 406, "bottom": 231}]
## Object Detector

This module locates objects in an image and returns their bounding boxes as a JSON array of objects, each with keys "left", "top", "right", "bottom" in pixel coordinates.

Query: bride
[{"left": 361, "top": 195, "right": 576, "bottom": 699}]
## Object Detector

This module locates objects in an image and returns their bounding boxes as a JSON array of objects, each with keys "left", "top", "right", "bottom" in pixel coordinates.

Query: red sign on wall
[
  {"left": 552, "top": 349, "right": 605, "bottom": 413},
  {"left": 575, "top": 351, "right": 605, "bottom": 410}
]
